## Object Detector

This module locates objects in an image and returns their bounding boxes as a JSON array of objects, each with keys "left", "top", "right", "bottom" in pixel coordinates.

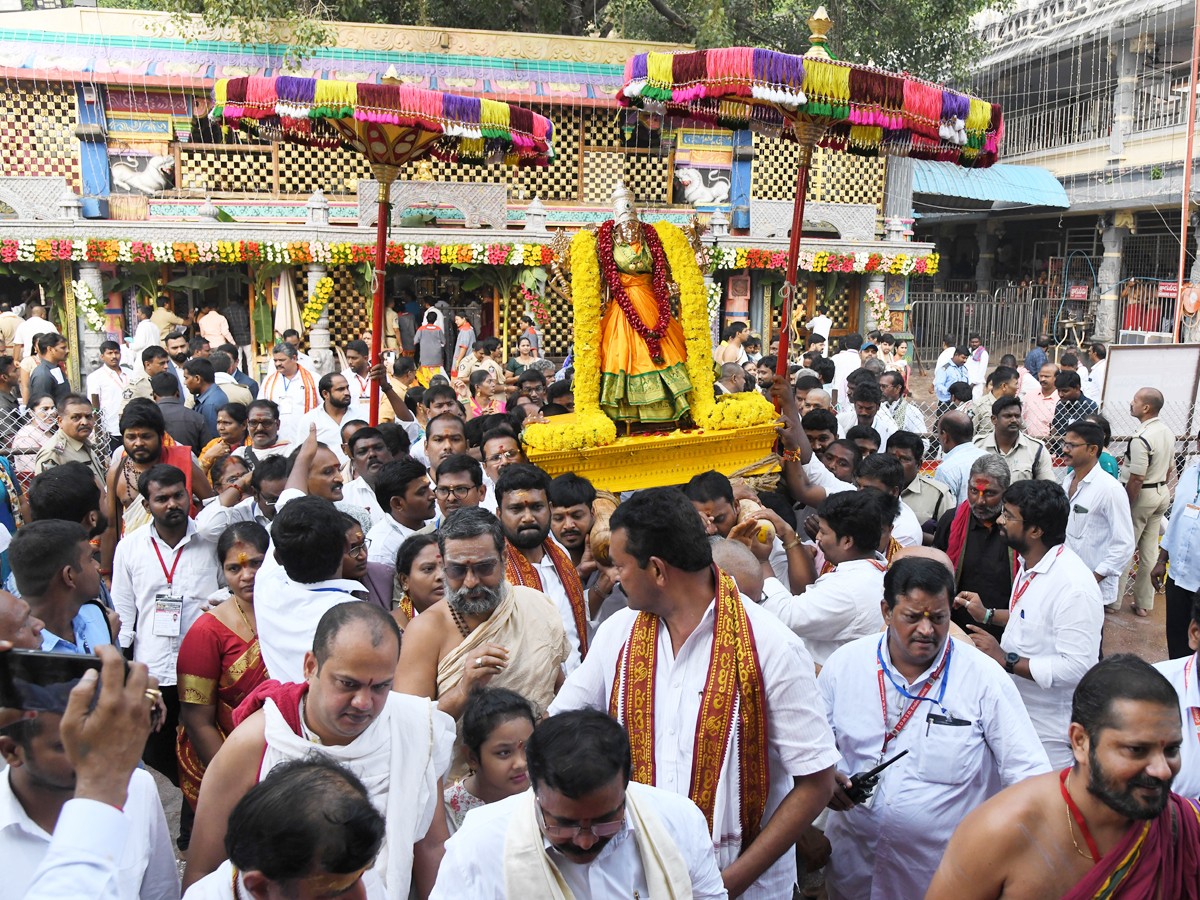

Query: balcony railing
[{"left": 1002, "top": 94, "right": 1113, "bottom": 158}]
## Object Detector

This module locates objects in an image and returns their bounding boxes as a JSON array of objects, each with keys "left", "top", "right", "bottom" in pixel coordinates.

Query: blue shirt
[
  {"left": 39, "top": 603, "right": 112, "bottom": 654},
  {"left": 1162, "top": 460, "right": 1200, "bottom": 592},
  {"left": 934, "top": 442, "right": 989, "bottom": 504},
  {"left": 193, "top": 383, "right": 230, "bottom": 445},
  {"left": 233, "top": 369, "right": 259, "bottom": 398},
  {"left": 934, "top": 361, "right": 970, "bottom": 402},
  {"left": 1024, "top": 346, "right": 1047, "bottom": 378}
]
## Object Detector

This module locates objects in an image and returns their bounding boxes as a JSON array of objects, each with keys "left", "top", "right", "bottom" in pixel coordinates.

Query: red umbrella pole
[
  {"left": 776, "top": 120, "right": 827, "bottom": 398},
  {"left": 369, "top": 166, "right": 398, "bottom": 425}
]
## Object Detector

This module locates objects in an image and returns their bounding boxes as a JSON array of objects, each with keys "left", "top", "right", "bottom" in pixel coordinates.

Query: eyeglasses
[
  {"left": 443, "top": 558, "right": 500, "bottom": 580},
  {"left": 486, "top": 448, "right": 522, "bottom": 464},
  {"left": 1060, "top": 440, "right": 1087, "bottom": 451},
  {"left": 347, "top": 538, "right": 371, "bottom": 557},
  {"left": 535, "top": 798, "right": 626, "bottom": 840},
  {"left": 434, "top": 484, "right": 477, "bottom": 500}
]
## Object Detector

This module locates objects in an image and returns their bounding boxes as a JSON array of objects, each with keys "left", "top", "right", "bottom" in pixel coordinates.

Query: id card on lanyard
[{"left": 151, "top": 538, "right": 185, "bottom": 638}]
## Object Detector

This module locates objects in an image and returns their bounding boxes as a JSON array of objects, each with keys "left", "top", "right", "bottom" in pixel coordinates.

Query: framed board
[{"left": 1102, "top": 343, "right": 1200, "bottom": 439}]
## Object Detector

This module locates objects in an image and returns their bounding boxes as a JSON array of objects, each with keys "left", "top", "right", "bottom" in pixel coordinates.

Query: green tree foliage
[{"left": 115, "top": 0, "right": 994, "bottom": 82}]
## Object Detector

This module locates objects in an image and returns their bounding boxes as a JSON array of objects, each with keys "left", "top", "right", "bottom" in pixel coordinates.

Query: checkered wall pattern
[
  {"left": 327, "top": 266, "right": 370, "bottom": 350},
  {"left": 750, "top": 136, "right": 885, "bottom": 210},
  {"left": 502, "top": 288, "right": 573, "bottom": 360},
  {"left": 276, "top": 143, "right": 372, "bottom": 196},
  {"left": 0, "top": 85, "right": 80, "bottom": 190},
  {"left": 179, "top": 145, "right": 274, "bottom": 195}
]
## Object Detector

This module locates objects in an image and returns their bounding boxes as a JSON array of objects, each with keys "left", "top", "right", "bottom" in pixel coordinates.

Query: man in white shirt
[
  {"left": 830, "top": 334, "right": 865, "bottom": 406},
  {"left": 253, "top": 494, "right": 364, "bottom": 684},
  {"left": 183, "top": 758, "right": 388, "bottom": 900},
  {"left": 184, "top": 603, "right": 454, "bottom": 898},
  {"left": 806, "top": 305, "right": 834, "bottom": 357},
  {"left": 258, "top": 343, "right": 319, "bottom": 444},
  {"left": 342, "top": 426, "right": 394, "bottom": 526},
  {"left": 300, "top": 373, "right": 364, "bottom": 467},
  {"left": 194, "top": 454, "right": 287, "bottom": 544},
  {"left": 497, "top": 463, "right": 589, "bottom": 667},
  {"left": 281, "top": 329, "right": 317, "bottom": 373},
  {"left": 551, "top": 487, "right": 838, "bottom": 899},
  {"left": 835, "top": 378, "right": 897, "bottom": 446},
  {"left": 1152, "top": 599, "right": 1200, "bottom": 799},
  {"left": 0, "top": 711, "right": 178, "bottom": 900},
  {"left": 965, "top": 333, "right": 989, "bottom": 398},
  {"left": 111, "top": 462, "right": 219, "bottom": 786},
  {"left": 433, "top": 710, "right": 728, "bottom": 900},
  {"left": 13, "top": 305, "right": 57, "bottom": 364},
  {"left": 855, "top": 453, "right": 924, "bottom": 547},
  {"left": 760, "top": 490, "right": 887, "bottom": 665},
  {"left": 366, "top": 457, "right": 436, "bottom": 566},
  {"left": 341, "top": 339, "right": 373, "bottom": 407},
  {"left": 819, "top": 557, "right": 1050, "bottom": 900},
  {"left": 232, "top": 399, "right": 292, "bottom": 467},
  {"left": 1083, "top": 342, "right": 1107, "bottom": 405},
  {"left": 1060, "top": 420, "right": 1135, "bottom": 609},
  {"left": 879, "top": 370, "right": 928, "bottom": 436},
  {"left": 85, "top": 340, "right": 129, "bottom": 446},
  {"left": 954, "top": 479, "right": 1103, "bottom": 767}
]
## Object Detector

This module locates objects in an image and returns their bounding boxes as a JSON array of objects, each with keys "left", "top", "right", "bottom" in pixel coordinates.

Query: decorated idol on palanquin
[{"left": 594, "top": 182, "right": 693, "bottom": 424}]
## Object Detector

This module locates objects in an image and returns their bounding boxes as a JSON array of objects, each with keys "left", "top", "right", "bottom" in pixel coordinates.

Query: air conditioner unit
[
  {"left": 1144, "top": 331, "right": 1175, "bottom": 344},
  {"left": 1118, "top": 330, "right": 1147, "bottom": 344}
]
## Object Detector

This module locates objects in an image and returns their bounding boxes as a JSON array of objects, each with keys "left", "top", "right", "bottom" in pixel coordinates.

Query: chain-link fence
[{"left": 0, "top": 404, "right": 115, "bottom": 493}]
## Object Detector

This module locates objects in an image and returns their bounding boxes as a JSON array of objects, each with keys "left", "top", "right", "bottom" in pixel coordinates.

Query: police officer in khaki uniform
[
  {"left": 972, "top": 395, "right": 1056, "bottom": 483},
  {"left": 32, "top": 393, "right": 108, "bottom": 487},
  {"left": 1119, "top": 387, "right": 1175, "bottom": 615}
]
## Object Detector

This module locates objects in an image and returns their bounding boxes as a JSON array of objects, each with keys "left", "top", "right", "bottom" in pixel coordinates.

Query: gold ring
[{"left": 144, "top": 687, "right": 162, "bottom": 703}]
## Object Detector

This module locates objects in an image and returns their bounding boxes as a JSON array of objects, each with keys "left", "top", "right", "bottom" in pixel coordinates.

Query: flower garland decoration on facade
[
  {"left": 72, "top": 280, "right": 107, "bottom": 333},
  {"left": 301, "top": 276, "right": 334, "bottom": 329},
  {"left": 864, "top": 286, "right": 890, "bottom": 329},
  {"left": 0, "top": 238, "right": 938, "bottom": 279},
  {"left": 596, "top": 220, "right": 673, "bottom": 364},
  {"left": 521, "top": 286, "right": 551, "bottom": 327}
]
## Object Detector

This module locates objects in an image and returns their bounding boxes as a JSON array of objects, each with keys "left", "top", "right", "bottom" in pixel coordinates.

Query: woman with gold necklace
[{"left": 176, "top": 521, "right": 271, "bottom": 811}]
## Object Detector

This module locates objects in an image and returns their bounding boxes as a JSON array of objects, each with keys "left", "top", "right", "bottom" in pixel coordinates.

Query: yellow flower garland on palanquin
[
  {"left": 568, "top": 229, "right": 604, "bottom": 416},
  {"left": 705, "top": 391, "right": 778, "bottom": 430},
  {"left": 523, "top": 410, "right": 617, "bottom": 452}
]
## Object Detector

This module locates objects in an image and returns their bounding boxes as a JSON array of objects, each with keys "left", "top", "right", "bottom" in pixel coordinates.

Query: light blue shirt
[
  {"left": 934, "top": 443, "right": 989, "bottom": 504},
  {"left": 1162, "top": 461, "right": 1200, "bottom": 591},
  {"left": 934, "top": 361, "right": 969, "bottom": 402},
  {"left": 39, "top": 603, "right": 112, "bottom": 655}
]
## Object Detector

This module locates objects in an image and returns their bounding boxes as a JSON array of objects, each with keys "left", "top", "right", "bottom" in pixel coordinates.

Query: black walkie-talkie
[{"left": 845, "top": 749, "right": 910, "bottom": 804}]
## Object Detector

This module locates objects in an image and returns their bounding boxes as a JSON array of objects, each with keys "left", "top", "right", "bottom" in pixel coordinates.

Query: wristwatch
[
  {"left": 1004, "top": 652, "right": 1020, "bottom": 674},
  {"left": 983, "top": 607, "right": 994, "bottom": 626}
]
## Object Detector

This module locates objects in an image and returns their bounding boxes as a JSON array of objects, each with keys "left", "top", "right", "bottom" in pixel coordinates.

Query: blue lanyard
[{"left": 876, "top": 634, "right": 952, "bottom": 716}]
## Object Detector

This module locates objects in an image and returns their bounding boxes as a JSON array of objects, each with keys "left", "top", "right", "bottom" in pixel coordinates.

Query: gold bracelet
[{"left": 782, "top": 536, "right": 804, "bottom": 550}]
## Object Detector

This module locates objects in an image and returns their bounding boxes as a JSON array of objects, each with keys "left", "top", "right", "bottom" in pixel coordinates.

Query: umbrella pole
[
  {"left": 777, "top": 119, "right": 827, "bottom": 395},
  {"left": 369, "top": 165, "right": 399, "bottom": 425}
]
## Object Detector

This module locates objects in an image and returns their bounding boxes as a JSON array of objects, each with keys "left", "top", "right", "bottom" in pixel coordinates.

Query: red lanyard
[
  {"left": 1010, "top": 546, "right": 1064, "bottom": 614},
  {"left": 354, "top": 373, "right": 368, "bottom": 393},
  {"left": 1059, "top": 769, "right": 1101, "bottom": 863},
  {"left": 152, "top": 537, "right": 184, "bottom": 587},
  {"left": 876, "top": 644, "right": 950, "bottom": 754}
]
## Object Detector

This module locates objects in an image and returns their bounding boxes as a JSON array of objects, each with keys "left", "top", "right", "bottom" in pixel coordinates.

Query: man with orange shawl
[
  {"left": 551, "top": 487, "right": 838, "bottom": 900},
  {"left": 928, "top": 654, "right": 1200, "bottom": 900},
  {"left": 596, "top": 182, "right": 693, "bottom": 424}
]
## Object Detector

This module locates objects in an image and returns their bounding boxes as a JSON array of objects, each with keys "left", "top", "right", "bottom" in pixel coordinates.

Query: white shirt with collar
[
  {"left": 366, "top": 515, "right": 426, "bottom": 566},
  {"left": 232, "top": 442, "right": 292, "bottom": 464},
  {"left": 343, "top": 476, "right": 386, "bottom": 527},
  {"left": 1000, "top": 544, "right": 1103, "bottom": 768},
  {"left": 530, "top": 550, "right": 584, "bottom": 671},
  {"left": 803, "top": 458, "right": 856, "bottom": 499},
  {"left": 1083, "top": 357, "right": 1106, "bottom": 404},
  {"left": 891, "top": 500, "right": 924, "bottom": 548},
  {"left": 551, "top": 598, "right": 840, "bottom": 900},
  {"left": 111, "top": 521, "right": 220, "bottom": 685},
  {"left": 20, "top": 799, "right": 127, "bottom": 900},
  {"left": 760, "top": 557, "right": 887, "bottom": 666},
  {"left": 837, "top": 408, "right": 897, "bottom": 445},
  {"left": 194, "top": 494, "right": 271, "bottom": 544},
  {"left": 186, "top": 860, "right": 385, "bottom": 900},
  {"left": 341, "top": 367, "right": 373, "bottom": 406},
  {"left": 85, "top": 365, "right": 129, "bottom": 437},
  {"left": 1, "top": 767, "right": 178, "bottom": 900},
  {"left": 430, "top": 781, "right": 728, "bottom": 900},
  {"left": 1153, "top": 651, "right": 1200, "bottom": 800},
  {"left": 818, "top": 633, "right": 1050, "bottom": 900},
  {"left": 1062, "top": 464, "right": 1136, "bottom": 606},
  {"left": 253, "top": 549, "right": 365, "bottom": 684},
  {"left": 299, "top": 402, "right": 365, "bottom": 467}
]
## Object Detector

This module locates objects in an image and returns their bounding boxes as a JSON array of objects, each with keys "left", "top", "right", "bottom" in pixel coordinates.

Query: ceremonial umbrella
[
  {"left": 211, "top": 76, "right": 555, "bottom": 423},
  {"left": 618, "top": 7, "right": 1003, "bottom": 387}
]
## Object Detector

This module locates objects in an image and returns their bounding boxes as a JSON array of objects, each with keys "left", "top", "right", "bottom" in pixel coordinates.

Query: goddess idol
[{"left": 595, "top": 182, "right": 694, "bottom": 424}]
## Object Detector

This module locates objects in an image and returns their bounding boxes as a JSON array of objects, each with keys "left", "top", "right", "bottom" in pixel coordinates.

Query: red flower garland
[{"left": 596, "top": 220, "right": 674, "bottom": 364}]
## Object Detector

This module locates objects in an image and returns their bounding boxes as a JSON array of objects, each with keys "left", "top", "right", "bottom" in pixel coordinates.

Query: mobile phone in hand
[{"left": 0, "top": 649, "right": 105, "bottom": 713}]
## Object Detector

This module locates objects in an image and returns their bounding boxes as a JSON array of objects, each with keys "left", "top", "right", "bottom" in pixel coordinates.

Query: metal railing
[{"left": 1002, "top": 93, "right": 1113, "bottom": 158}]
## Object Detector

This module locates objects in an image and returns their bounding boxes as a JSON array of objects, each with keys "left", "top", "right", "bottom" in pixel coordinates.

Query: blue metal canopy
[{"left": 912, "top": 160, "right": 1069, "bottom": 208}]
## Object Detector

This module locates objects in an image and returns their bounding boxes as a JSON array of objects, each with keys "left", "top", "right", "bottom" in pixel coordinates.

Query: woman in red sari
[{"left": 175, "top": 520, "right": 270, "bottom": 809}]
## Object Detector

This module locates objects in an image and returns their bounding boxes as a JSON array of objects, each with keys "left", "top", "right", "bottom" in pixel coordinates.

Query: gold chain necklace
[
  {"left": 1064, "top": 772, "right": 1094, "bottom": 861},
  {"left": 232, "top": 596, "right": 256, "bottom": 637}
]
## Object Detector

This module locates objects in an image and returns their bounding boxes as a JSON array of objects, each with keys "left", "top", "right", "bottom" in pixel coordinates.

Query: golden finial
[{"left": 805, "top": 6, "right": 833, "bottom": 59}]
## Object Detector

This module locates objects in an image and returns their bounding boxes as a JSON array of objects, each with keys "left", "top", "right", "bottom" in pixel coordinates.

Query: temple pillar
[
  {"left": 306, "top": 262, "right": 335, "bottom": 375},
  {"left": 975, "top": 221, "right": 997, "bottom": 293},
  {"left": 1095, "top": 215, "right": 1130, "bottom": 342},
  {"left": 75, "top": 261, "right": 107, "bottom": 374}
]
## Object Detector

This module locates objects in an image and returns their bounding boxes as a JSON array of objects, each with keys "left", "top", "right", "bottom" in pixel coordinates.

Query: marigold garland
[
  {"left": 653, "top": 222, "right": 717, "bottom": 428},
  {"left": 569, "top": 229, "right": 604, "bottom": 418},
  {"left": 704, "top": 391, "right": 779, "bottom": 430},
  {"left": 523, "top": 410, "right": 617, "bottom": 452},
  {"left": 301, "top": 276, "right": 333, "bottom": 329}
]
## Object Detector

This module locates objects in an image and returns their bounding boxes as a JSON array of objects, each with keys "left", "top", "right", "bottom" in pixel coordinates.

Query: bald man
[
  {"left": 802, "top": 388, "right": 833, "bottom": 415},
  {"left": 712, "top": 538, "right": 766, "bottom": 604},
  {"left": 1119, "top": 388, "right": 1175, "bottom": 615},
  {"left": 717, "top": 363, "right": 747, "bottom": 395}
]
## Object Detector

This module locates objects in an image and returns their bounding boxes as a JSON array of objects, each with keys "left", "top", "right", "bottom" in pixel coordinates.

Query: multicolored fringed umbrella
[
  {"left": 619, "top": 6, "right": 1002, "bottom": 385},
  {"left": 212, "top": 75, "right": 555, "bottom": 422}
]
